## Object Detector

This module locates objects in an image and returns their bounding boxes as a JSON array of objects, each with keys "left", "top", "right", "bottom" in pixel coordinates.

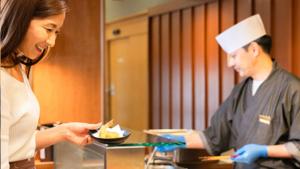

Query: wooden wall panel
[
  {"left": 219, "top": 0, "right": 235, "bottom": 102},
  {"left": 161, "top": 14, "right": 171, "bottom": 128},
  {"left": 149, "top": 0, "right": 300, "bottom": 130},
  {"left": 206, "top": 2, "right": 219, "bottom": 125},
  {"left": 32, "top": 0, "right": 103, "bottom": 123},
  {"left": 235, "top": 0, "right": 253, "bottom": 83},
  {"left": 150, "top": 16, "right": 161, "bottom": 129},
  {"left": 273, "top": 0, "right": 293, "bottom": 71},
  {"left": 293, "top": 0, "right": 300, "bottom": 77},
  {"left": 254, "top": 0, "right": 272, "bottom": 34},
  {"left": 237, "top": 0, "right": 253, "bottom": 21},
  {"left": 193, "top": 6, "right": 206, "bottom": 130},
  {"left": 171, "top": 11, "right": 182, "bottom": 129},
  {"left": 182, "top": 9, "right": 193, "bottom": 129}
]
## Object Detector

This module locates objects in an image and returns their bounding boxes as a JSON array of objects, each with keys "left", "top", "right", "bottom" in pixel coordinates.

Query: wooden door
[{"left": 106, "top": 14, "right": 148, "bottom": 130}]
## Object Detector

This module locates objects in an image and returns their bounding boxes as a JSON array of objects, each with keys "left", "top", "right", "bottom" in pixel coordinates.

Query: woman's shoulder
[
  {"left": 1, "top": 67, "right": 27, "bottom": 97},
  {"left": 1, "top": 67, "right": 25, "bottom": 84},
  {"left": 1, "top": 68, "right": 15, "bottom": 86}
]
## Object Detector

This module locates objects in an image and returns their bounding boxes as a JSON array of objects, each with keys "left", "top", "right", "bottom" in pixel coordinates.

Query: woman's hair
[{"left": 0, "top": 0, "right": 68, "bottom": 67}]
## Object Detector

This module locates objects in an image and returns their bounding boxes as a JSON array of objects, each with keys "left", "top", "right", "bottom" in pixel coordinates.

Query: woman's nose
[{"left": 46, "top": 34, "right": 57, "bottom": 47}]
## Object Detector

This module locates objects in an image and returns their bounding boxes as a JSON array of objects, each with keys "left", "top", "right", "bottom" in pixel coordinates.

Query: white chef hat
[{"left": 216, "top": 14, "right": 266, "bottom": 54}]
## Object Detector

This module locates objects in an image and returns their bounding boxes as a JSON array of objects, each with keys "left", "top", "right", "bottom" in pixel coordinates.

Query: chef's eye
[{"left": 229, "top": 54, "right": 236, "bottom": 59}]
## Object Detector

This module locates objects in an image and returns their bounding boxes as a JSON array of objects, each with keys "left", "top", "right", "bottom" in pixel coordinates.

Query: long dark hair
[{"left": 0, "top": 0, "right": 68, "bottom": 68}]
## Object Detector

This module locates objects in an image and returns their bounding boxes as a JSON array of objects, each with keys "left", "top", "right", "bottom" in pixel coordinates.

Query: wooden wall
[
  {"left": 149, "top": 0, "right": 300, "bottom": 130},
  {"left": 32, "top": 0, "right": 104, "bottom": 124}
]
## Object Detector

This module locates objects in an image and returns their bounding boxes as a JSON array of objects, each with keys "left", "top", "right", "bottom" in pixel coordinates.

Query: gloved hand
[
  {"left": 156, "top": 134, "right": 186, "bottom": 152},
  {"left": 232, "top": 144, "right": 268, "bottom": 164}
]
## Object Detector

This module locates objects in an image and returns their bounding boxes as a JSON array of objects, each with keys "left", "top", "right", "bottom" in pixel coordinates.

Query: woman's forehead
[{"left": 32, "top": 13, "right": 66, "bottom": 28}]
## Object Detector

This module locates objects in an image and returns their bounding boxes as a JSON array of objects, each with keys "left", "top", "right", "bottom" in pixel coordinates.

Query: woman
[{"left": 1, "top": 0, "right": 100, "bottom": 168}]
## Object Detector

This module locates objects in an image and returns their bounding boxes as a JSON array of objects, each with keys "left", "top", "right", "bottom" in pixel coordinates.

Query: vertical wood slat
[
  {"left": 161, "top": 14, "right": 171, "bottom": 128},
  {"left": 235, "top": 0, "right": 253, "bottom": 83},
  {"left": 206, "top": 2, "right": 220, "bottom": 126},
  {"left": 182, "top": 8, "right": 193, "bottom": 129},
  {"left": 272, "top": 0, "right": 293, "bottom": 71},
  {"left": 219, "top": 0, "right": 235, "bottom": 102},
  {"left": 236, "top": 0, "right": 253, "bottom": 21},
  {"left": 193, "top": 6, "right": 206, "bottom": 130},
  {"left": 254, "top": 0, "right": 272, "bottom": 34},
  {"left": 171, "top": 11, "right": 182, "bottom": 129},
  {"left": 150, "top": 16, "right": 161, "bottom": 129},
  {"left": 293, "top": 0, "right": 300, "bottom": 77}
]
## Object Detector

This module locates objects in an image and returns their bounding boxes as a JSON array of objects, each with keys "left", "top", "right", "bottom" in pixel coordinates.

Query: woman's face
[{"left": 18, "top": 13, "right": 66, "bottom": 59}]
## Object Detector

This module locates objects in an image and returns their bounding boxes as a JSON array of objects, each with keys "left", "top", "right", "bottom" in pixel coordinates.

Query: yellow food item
[
  {"left": 98, "top": 125, "right": 122, "bottom": 138},
  {"left": 104, "top": 131, "right": 120, "bottom": 138},
  {"left": 99, "top": 125, "right": 108, "bottom": 138}
]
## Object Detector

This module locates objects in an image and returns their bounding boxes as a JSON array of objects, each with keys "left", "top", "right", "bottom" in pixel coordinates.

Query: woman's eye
[{"left": 45, "top": 28, "right": 53, "bottom": 32}]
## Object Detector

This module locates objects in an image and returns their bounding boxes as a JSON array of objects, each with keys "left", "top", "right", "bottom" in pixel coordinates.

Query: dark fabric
[
  {"left": 203, "top": 62, "right": 300, "bottom": 169},
  {"left": 9, "top": 158, "right": 35, "bottom": 169}
]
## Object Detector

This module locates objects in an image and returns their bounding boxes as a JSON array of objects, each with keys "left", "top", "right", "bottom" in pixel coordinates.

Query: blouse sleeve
[{"left": 1, "top": 90, "right": 11, "bottom": 169}]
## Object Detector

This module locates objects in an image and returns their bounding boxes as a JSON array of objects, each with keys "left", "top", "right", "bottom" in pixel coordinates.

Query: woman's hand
[
  {"left": 61, "top": 122, "right": 101, "bottom": 146},
  {"left": 36, "top": 122, "right": 101, "bottom": 149}
]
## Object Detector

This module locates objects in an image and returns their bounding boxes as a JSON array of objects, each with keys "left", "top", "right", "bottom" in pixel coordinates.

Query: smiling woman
[
  {"left": 18, "top": 13, "right": 66, "bottom": 60},
  {"left": 1, "top": 0, "right": 68, "bottom": 69},
  {"left": 0, "top": 1, "right": 101, "bottom": 169}
]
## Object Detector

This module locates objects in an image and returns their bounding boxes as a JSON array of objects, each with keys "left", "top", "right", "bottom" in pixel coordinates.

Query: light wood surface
[
  {"left": 35, "top": 161, "right": 54, "bottom": 169},
  {"left": 32, "top": 0, "right": 104, "bottom": 123}
]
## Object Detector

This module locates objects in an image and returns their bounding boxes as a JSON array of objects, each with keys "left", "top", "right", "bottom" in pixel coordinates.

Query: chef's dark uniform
[{"left": 200, "top": 62, "right": 300, "bottom": 169}]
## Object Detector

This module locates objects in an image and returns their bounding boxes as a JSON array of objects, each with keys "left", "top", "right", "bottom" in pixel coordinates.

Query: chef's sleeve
[
  {"left": 285, "top": 82, "right": 300, "bottom": 164},
  {"left": 200, "top": 92, "right": 235, "bottom": 155}
]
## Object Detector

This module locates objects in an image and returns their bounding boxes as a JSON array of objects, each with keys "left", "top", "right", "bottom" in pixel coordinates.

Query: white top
[
  {"left": 1, "top": 65, "right": 40, "bottom": 169},
  {"left": 252, "top": 79, "right": 264, "bottom": 95}
]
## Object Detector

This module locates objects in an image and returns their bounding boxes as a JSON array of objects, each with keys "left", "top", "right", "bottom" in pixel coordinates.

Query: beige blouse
[{"left": 1, "top": 65, "right": 39, "bottom": 169}]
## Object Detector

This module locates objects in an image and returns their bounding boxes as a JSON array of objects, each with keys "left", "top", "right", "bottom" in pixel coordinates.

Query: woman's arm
[{"left": 36, "top": 122, "right": 101, "bottom": 150}]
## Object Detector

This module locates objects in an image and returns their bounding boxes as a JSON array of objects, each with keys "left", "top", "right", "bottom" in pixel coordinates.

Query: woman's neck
[{"left": 4, "top": 65, "right": 24, "bottom": 82}]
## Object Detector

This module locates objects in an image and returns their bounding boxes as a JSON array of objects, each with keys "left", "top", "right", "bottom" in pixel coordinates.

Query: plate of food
[{"left": 89, "top": 120, "right": 131, "bottom": 144}]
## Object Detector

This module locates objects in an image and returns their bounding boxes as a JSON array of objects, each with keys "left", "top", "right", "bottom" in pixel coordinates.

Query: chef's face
[
  {"left": 18, "top": 13, "right": 66, "bottom": 59},
  {"left": 227, "top": 44, "right": 256, "bottom": 77}
]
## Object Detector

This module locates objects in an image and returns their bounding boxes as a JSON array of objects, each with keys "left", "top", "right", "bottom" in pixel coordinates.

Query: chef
[{"left": 157, "top": 14, "right": 300, "bottom": 169}]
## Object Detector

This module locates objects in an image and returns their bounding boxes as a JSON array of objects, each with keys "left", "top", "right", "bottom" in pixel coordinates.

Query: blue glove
[
  {"left": 156, "top": 134, "right": 186, "bottom": 152},
  {"left": 232, "top": 144, "right": 268, "bottom": 164}
]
